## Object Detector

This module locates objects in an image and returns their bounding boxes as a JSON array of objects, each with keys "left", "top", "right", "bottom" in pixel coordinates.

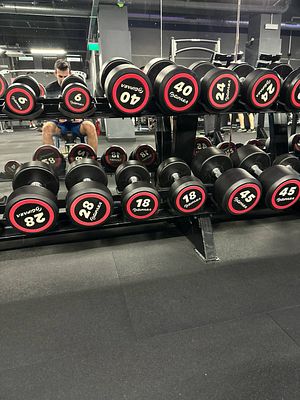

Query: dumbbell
[
  {"left": 129, "top": 144, "right": 157, "bottom": 170},
  {"left": 216, "top": 141, "right": 237, "bottom": 156},
  {"left": 288, "top": 134, "right": 300, "bottom": 155},
  {"left": 5, "top": 161, "right": 59, "bottom": 234},
  {"left": 143, "top": 58, "right": 200, "bottom": 113},
  {"left": 101, "top": 145, "right": 128, "bottom": 171},
  {"left": 0, "top": 74, "right": 8, "bottom": 98},
  {"left": 273, "top": 153, "right": 300, "bottom": 173},
  {"left": 244, "top": 139, "right": 265, "bottom": 150},
  {"left": 39, "top": 83, "right": 46, "bottom": 97},
  {"left": 228, "top": 62, "right": 281, "bottom": 110},
  {"left": 4, "top": 160, "right": 21, "bottom": 179},
  {"left": 268, "top": 62, "right": 293, "bottom": 80},
  {"left": 231, "top": 144, "right": 300, "bottom": 210},
  {"left": 194, "top": 136, "right": 213, "bottom": 156},
  {"left": 4, "top": 75, "right": 41, "bottom": 115},
  {"left": 65, "top": 158, "right": 114, "bottom": 227},
  {"left": 33, "top": 145, "right": 66, "bottom": 176},
  {"left": 217, "top": 139, "right": 265, "bottom": 156},
  {"left": 268, "top": 64, "right": 300, "bottom": 111},
  {"left": 115, "top": 160, "right": 160, "bottom": 221},
  {"left": 157, "top": 157, "right": 207, "bottom": 214},
  {"left": 100, "top": 57, "right": 152, "bottom": 115},
  {"left": 189, "top": 61, "right": 240, "bottom": 111},
  {"left": 192, "top": 147, "right": 262, "bottom": 215},
  {"left": 68, "top": 143, "right": 97, "bottom": 164},
  {"left": 60, "top": 75, "right": 92, "bottom": 114}
]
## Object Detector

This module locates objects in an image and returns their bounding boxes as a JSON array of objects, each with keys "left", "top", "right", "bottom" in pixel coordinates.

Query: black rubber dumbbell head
[
  {"left": 5, "top": 75, "right": 40, "bottom": 115},
  {"left": 65, "top": 159, "right": 113, "bottom": 227},
  {"left": 240, "top": 69, "right": 281, "bottom": 109},
  {"left": 269, "top": 62, "right": 293, "bottom": 80},
  {"left": 104, "top": 63, "right": 152, "bottom": 114},
  {"left": 0, "top": 74, "right": 8, "bottom": 98},
  {"left": 115, "top": 160, "right": 151, "bottom": 192},
  {"left": 230, "top": 144, "right": 271, "bottom": 172},
  {"left": 273, "top": 153, "right": 300, "bottom": 172},
  {"left": 6, "top": 161, "right": 59, "bottom": 234},
  {"left": 157, "top": 157, "right": 191, "bottom": 187},
  {"left": 68, "top": 143, "right": 97, "bottom": 164},
  {"left": 157, "top": 157, "right": 207, "bottom": 214},
  {"left": 33, "top": 145, "right": 66, "bottom": 176},
  {"left": 101, "top": 145, "right": 127, "bottom": 171},
  {"left": 100, "top": 57, "right": 132, "bottom": 89},
  {"left": 190, "top": 61, "right": 240, "bottom": 110},
  {"left": 191, "top": 147, "right": 233, "bottom": 183},
  {"left": 143, "top": 58, "right": 175, "bottom": 86},
  {"left": 65, "top": 158, "right": 108, "bottom": 190},
  {"left": 280, "top": 69, "right": 300, "bottom": 110},
  {"left": 13, "top": 161, "right": 59, "bottom": 194}
]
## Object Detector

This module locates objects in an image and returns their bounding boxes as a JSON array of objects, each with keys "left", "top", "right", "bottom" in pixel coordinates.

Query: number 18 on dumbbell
[{"left": 115, "top": 160, "right": 160, "bottom": 221}]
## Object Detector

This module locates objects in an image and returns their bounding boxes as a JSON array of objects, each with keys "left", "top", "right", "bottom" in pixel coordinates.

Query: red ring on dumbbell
[
  {"left": 175, "top": 185, "right": 206, "bottom": 213},
  {"left": 125, "top": 191, "right": 159, "bottom": 220},
  {"left": 208, "top": 74, "right": 239, "bottom": 109},
  {"left": 111, "top": 73, "right": 150, "bottom": 114},
  {"left": 270, "top": 179, "right": 300, "bottom": 210},
  {"left": 290, "top": 80, "right": 300, "bottom": 108},
  {"left": 64, "top": 86, "right": 91, "bottom": 113},
  {"left": 69, "top": 193, "right": 112, "bottom": 226},
  {"left": 5, "top": 87, "right": 35, "bottom": 115},
  {"left": 163, "top": 73, "right": 199, "bottom": 112},
  {"left": 227, "top": 183, "right": 261, "bottom": 215},
  {"left": 39, "top": 83, "right": 46, "bottom": 97},
  {"left": 250, "top": 74, "right": 281, "bottom": 108},
  {"left": 9, "top": 199, "right": 55, "bottom": 233}
]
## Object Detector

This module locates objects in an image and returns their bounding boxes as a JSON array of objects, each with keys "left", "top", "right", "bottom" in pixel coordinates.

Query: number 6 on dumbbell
[{"left": 115, "top": 160, "right": 160, "bottom": 221}]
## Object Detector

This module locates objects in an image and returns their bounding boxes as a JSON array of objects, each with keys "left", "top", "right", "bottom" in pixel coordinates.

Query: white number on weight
[
  {"left": 74, "top": 93, "right": 82, "bottom": 102},
  {"left": 140, "top": 150, "right": 149, "bottom": 158},
  {"left": 110, "top": 151, "right": 120, "bottom": 159},
  {"left": 78, "top": 200, "right": 95, "bottom": 219},
  {"left": 261, "top": 83, "right": 275, "bottom": 102},
  {"left": 18, "top": 97, "right": 28, "bottom": 105},
  {"left": 215, "top": 82, "right": 226, "bottom": 101},
  {"left": 136, "top": 198, "right": 151, "bottom": 208},
  {"left": 75, "top": 149, "right": 87, "bottom": 161},
  {"left": 24, "top": 212, "right": 46, "bottom": 227},
  {"left": 120, "top": 92, "right": 141, "bottom": 105},
  {"left": 173, "top": 81, "right": 193, "bottom": 97},
  {"left": 182, "top": 191, "right": 197, "bottom": 203},
  {"left": 278, "top": 186, "right": 297, "bottom": 197},
  {"left": 42, "top": 157, "right": 55, "bottom": 164},
  {"left": 240, "top": 190, "right": 256, "bottom": 203}
]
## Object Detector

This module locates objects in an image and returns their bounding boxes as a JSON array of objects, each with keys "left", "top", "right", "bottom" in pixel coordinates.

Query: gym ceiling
[{"left": 0, "top": 0, "right": 298, "bottom": 59}]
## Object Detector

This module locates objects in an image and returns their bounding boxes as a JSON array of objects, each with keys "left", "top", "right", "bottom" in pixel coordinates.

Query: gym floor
[{"left": 0, "top": 127, "right": 300, "bottom": 400}]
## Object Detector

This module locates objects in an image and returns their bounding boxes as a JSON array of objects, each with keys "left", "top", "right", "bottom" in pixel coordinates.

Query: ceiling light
[
  {"left": 5, "top": 50, "right": 24, "bottom": 57},
  {"left": 30, "top": 48, "right": 66, "bottom": 55}
]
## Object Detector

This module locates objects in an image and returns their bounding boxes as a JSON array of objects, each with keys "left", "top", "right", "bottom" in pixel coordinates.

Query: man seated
[{"left": 42, "top": 59, "right": 98, "bottom": 153}]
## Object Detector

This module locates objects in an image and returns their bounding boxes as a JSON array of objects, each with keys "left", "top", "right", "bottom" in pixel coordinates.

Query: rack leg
[{"left": 175, "top": 215, "right": 219, "bottom": 263}]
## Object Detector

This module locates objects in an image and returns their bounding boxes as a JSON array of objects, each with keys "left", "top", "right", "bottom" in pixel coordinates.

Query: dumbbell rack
[{"left": 0, "top": 97, "right": 298, "bottom": 261}]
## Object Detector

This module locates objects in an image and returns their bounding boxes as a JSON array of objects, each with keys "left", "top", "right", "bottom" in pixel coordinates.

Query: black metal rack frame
[{"left": 0, "top": 96, "right": 298, "bottom": 261}]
